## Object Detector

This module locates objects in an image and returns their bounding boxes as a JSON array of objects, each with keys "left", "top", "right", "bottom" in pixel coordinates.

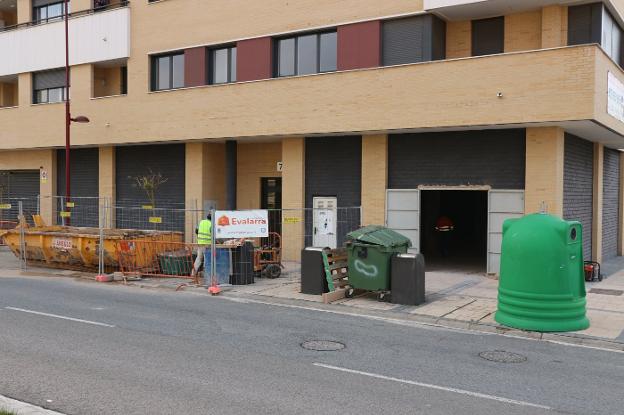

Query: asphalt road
[{"left": 0, "top": 275, "right": 623, "bottom": 415}]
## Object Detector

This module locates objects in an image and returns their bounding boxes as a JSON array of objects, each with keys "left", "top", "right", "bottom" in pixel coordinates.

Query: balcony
[
  {"left": 0, "top": 2, "right": 130, "bottom": 77},
  {"left": 0, "top": 45, "right": 623, "bottom": 150}
]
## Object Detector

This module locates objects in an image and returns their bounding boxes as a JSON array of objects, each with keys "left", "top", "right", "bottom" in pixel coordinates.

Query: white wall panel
[{"left": 0, "top": 7, "right": 129, "bottom": 77}]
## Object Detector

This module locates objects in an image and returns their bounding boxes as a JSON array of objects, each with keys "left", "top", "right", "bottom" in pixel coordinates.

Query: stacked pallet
[{"left": 321, "top": 248, "right": 349, "bottom": 303}]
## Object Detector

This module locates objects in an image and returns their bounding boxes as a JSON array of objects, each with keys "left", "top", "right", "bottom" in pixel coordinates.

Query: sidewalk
[
  {"left": 2, "top": 246, "right": 623, "bottom": 349},
  {"left": 0, "top": 394, "right": 64, "bottom": 415}
]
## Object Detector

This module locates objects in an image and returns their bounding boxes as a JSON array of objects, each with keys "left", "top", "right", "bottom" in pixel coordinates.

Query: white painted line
[
  {"left": 313, "top": 363, "right": 552, "bottom": 411},
  {"left": 5, "top": 307, "right": 115, "bottom": 328}
]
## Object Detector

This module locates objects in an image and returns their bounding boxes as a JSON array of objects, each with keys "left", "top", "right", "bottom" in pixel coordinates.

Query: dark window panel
[{"left": 472, "top": 16, "right": 504, "bottom": 56}]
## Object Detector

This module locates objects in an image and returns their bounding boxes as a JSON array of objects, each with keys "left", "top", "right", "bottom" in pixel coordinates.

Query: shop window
[
  {"left": 151, "top": 53, "right": 184, "bottom": 91},
  {"left": 275, "top": 31, "right": 337, "bottom": 77}
]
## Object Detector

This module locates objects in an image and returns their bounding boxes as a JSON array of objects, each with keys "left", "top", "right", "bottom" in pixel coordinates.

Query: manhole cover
[
  {"left": 479, "top": 350, "right": 527, "bottom": 363},
  {"left": 301, "top": 340, "right": 345, "bottom": 351}
]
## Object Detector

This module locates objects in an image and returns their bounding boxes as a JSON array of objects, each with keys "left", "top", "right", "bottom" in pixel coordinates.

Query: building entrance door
[
  {"left": 261, "top": 177, "right": 282, "bottom": 236},
  {"left": 313, "top": 196, "right": 337, "bottom": 248}
]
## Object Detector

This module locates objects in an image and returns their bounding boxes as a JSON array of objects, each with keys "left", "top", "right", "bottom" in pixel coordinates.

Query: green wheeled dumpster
[
  {"left": 495, "top": 213, "right": 590, "bottom": 332},
  {"left": 346, "top": 226, "right": 411, "bottom": 298}
]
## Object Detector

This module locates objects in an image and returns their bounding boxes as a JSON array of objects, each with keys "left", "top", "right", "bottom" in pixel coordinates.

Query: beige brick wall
[
  {"left": 98, "top": 146, "right": 115, "bottom": 226},
  {"left": 446, "top": 20, "right": 471, "bottom": 59},
  {"left": 361, "top": 134, "right": 387, "bottom": 226},
  {"left": 504, "top": 11, "right": 542, "bottom": 53},
  {"left": 281, "top": 137, "right": 305, "bottom": 262},
  {"left": 541, "top": 5, "right": 568, "bottom": 48},
  {"left": 236, "top": 142, "right": 282, "bottom": 210},
  {"left": 525, "top": 127, "right": 564, "bottom": 216},
  {"left": 0, "top": 46, "right": 606, "bottom": 150},
  {"left": 593, "top": 143, "right": 604, "bottom": 262},
  {"left": 93, "top": 67, "right": 123, "bottom": 98}
]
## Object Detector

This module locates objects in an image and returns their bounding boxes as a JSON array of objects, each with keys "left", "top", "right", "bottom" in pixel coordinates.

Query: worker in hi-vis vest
[{"left": 192, "top": 213, "right": 212, "bottom": 277}]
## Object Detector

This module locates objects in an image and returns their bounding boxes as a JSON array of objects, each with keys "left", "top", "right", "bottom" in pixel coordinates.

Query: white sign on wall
[
  {"left": 215, "top": 210, "right": 269, "bottom": 239},
  {"left": 608, "top": 71, "right": 624, "bottom": 123}
]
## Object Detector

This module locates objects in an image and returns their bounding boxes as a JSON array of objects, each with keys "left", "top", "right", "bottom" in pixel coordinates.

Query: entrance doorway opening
[
  {"left": 420, "top": 190, "right": 488, "bottom": 273},
  {"left": 261, "top": 177, "right": 282, "bottom": 236}
]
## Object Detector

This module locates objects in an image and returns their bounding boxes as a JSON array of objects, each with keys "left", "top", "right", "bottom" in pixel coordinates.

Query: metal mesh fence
[{"left": 3, "top": 197, "right": 362, "bottom": 281}]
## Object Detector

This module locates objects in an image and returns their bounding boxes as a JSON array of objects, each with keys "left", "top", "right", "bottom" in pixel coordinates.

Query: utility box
[
  {"left": 346, "top": 226, "right": 411, "bottom": 292},
  {"left": 391, "top": 253, "right": 426, "bottom": 305},
  {"left": 495, "top": 213, "right": 589, "bottom": 332}
]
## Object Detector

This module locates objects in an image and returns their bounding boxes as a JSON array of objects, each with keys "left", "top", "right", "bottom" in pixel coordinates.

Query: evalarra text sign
[{"left": 215, "top": 210, "right": 269, "bottom": 238}]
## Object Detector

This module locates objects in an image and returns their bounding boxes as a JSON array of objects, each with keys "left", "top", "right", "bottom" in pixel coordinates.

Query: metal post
[
  {"left": 98, "top": 199, "right": 105, "bottom": 276},
  {"left": 211, "top": 208, "right": 216, "bottom": 285},
  {"left": 18, "top": 201, "right": 26, "bottom": 270},
  {"left": 64, "top": 0, "right": 71, "bottom": 225},
  {"left": 36, "top": 194, "right": 40, "bottom": 216},
  {"left": 60, "top": 196, "right": 66, "bottom": 226}
]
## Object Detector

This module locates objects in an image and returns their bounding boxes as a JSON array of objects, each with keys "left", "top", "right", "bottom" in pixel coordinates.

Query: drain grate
[
  {"left": 301, "top": 340, "right": 345, "bottom": 351},
  {"left": 589, "top": 288, "right": 623, "bottom": 296},
  {"left": 479, "top": 350, "right": 527, "bottom": 363}
]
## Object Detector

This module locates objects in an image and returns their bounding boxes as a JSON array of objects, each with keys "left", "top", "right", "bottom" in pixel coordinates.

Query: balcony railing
[{"left": 0, "top": 1, "right": 129, "bottom": 33}]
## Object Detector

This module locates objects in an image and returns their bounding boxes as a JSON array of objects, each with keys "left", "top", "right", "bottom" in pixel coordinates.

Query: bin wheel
[
  {"left": 264, "top": 264, "right": 281, "bottom": 279},
  {"left": 598, "top": 273, "right": 603, "bottom": 282},
  {"left": 378, "top": 292, "right": 388, "bottom": 302},
  {"left": 345, "top": 287, "right": 355, "bottom": 298}
]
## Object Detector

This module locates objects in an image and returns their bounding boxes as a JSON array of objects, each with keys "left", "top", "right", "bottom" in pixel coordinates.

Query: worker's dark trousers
[{"left": 439, "top": 231, "right": 451, "bottom": 257}]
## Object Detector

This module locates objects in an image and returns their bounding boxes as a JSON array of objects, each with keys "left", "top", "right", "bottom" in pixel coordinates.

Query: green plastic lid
[{"left": 347, "top": 225, "right": 412, "bottom": 247}]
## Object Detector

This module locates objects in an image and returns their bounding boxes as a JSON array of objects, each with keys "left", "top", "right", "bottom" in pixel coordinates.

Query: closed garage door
[
  {"left": 563, "top": 134, "right": 594, "bottom": 260},
  {"left": 0, "top": 170, "right": 40, "bottom": 223},
  {"left": 115, "top": 144, "right": 185, "bottom": 231},
  {"left": 388, "top": 129, "right": 526, "bottom": 189},
  {"left": 57, "top": 148, "right": 99, "bottom": 227},
  {"left": 602, "top": 148, "right": 620, "bottom": 260},
  {"left": 305, "top": 136, "right": 361, "bottom": 247}
]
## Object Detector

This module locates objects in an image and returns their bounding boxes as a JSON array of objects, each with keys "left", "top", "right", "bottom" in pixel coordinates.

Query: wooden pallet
[{"left": 322, "top": 248, "right": 349, "bottom": 304}]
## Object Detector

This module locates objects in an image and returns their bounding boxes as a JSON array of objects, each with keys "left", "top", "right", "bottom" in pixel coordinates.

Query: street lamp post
[{"left": 64, "top": 0, "right": 89, "bottom": 224}]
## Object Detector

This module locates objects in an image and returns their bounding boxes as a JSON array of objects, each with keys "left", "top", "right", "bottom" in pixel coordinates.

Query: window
[
  {"left": 210, "top": 46, "right": 237, "bottom": 84},
  {"left": 151, "top": 53, "right": 184, "bottom": 91},
  {"left": 568, "top": 3, "right": 624, "bottom": 66},
  {"left": 472, "top": 17, "right": 504, "bottom": 56},
  {"left": 33, "top": 69, "right": 67, "bottom": 104},
  {"left": 33, "top": 0, "right": 68, "bottom": 24},
  {"left": 382, "top": 15, "right": 446, "bottom": 66},
  {"left": 276, "top": 31, "right": 337, "bottom": 77}
]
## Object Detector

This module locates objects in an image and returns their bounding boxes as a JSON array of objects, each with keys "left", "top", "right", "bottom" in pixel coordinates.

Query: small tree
[{"left": 131, "top": 169, "right": 168, "bottom": 208}]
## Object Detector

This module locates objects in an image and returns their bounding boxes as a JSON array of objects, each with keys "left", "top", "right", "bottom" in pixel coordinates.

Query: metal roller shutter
[
  {"left": 57, "top": 148, "right": 99, "bottom": 227},
  {"left": 115, "top": 144, "right": 186, "bottom": 232},
  {"left": 305, "top": 136, "right": 361, "bottom": 247},
  {"left": 33, "top": 69, "right": 66, "bottom": 90},
  {"left": 382, "top": 15, "right": 445, "bottom": 66},
  {"left": 472, "top": 17, "right": 504, "bottom": 56},
  {"left": 602, "top": 148, "right": 620, "bottom": 259},
  {"left": 388, "top": 129, "right": 526, "bottom": 189},
  {"left": 0, "top": 170, "right": 40, "bottom": 224},
  {"left": 563, "top": 134, "right": 594, "bottom": 260}
]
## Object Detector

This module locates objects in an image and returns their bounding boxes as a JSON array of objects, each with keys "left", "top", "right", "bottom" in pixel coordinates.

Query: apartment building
[{"left": 1, "top": 0, "right": 624, "bottom": 273}]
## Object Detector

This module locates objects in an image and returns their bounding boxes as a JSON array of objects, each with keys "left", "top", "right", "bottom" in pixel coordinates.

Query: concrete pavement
[{"left": 0, "top": 274, "right": 624, "bottom": 414}]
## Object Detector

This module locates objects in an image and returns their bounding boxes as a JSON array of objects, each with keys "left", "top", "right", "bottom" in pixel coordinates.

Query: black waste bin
[
  {"left": 301, "top": 247, "right": 328, "bottom": 294},
  {"left": 391, "top": 253, "right": 425, "bottom": 305},
  {"left": 231, "top": 241, "right": 255, "bottom": 285}
]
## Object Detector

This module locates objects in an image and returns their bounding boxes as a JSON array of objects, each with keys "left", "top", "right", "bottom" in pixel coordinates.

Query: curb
[{"left": 0, "top": 394, "right": 64, "bottom": 415}]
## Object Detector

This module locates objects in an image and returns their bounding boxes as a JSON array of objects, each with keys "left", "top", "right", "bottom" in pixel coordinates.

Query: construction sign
[{"left": 215, "top": 210, "right": 269, "bottom": 238}]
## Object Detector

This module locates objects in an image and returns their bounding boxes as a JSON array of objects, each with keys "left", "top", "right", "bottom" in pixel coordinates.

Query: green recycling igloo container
[
  {"left": 346, "top": 226, "right": 411, "bottom": 292},
  {"left": 495, "top": 213, "right": 589, "bottom": 332}
]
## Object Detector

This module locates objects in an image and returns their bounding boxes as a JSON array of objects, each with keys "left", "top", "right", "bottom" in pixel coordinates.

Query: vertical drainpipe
[{"left": 225, "top": 140, "right": 237, "bottom": 210}]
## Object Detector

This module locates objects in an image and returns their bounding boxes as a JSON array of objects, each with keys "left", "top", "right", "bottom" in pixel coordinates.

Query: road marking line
[
  {"left": 5, "top": 307, "right": 115, "bottom": 328},
  {"left": 313, "top": 363, "right": 552, "bottom": 411}
]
